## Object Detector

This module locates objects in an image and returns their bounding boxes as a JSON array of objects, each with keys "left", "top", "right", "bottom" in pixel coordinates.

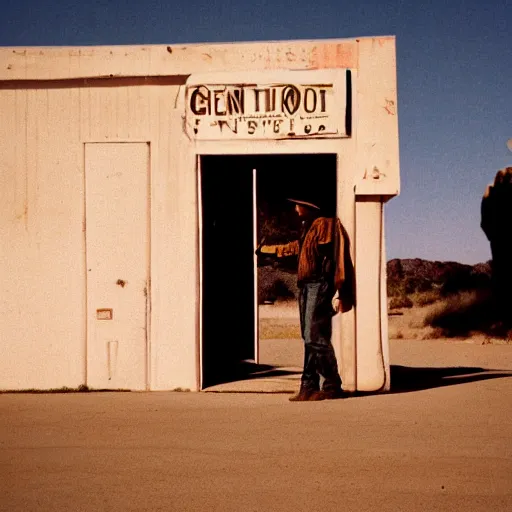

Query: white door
[{"left": 85, "top": 143, "right": 150, "bottom": 390}]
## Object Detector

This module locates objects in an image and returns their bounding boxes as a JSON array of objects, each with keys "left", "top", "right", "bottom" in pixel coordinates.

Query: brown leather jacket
[{"left": 261, "top": 216, "right": 346, "bottom": 294}]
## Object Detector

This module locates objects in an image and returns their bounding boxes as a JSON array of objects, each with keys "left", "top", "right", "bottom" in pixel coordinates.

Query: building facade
[{"left": 0, "top": 37, "right": 400, "bottom": 391}]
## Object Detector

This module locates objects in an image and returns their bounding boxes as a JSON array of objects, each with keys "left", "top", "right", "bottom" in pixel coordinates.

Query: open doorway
[{"left": 200, "top": 154, "right": 337, "bottom": 389}]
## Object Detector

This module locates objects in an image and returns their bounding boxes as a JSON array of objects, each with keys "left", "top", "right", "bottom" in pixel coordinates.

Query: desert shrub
[
  {"left": 389, "top": 295, "right": 413, "bottom": 310},
  {"left": 415, "top": 289, "right": 441, "bottom": 307},
  {"left": 423, "top": 290, "right": 497, "bottom": 337},
  {"left": 441, "top": 270, "right": 491, "bottom": 296},
  {"left": 270, "top": 278, "right": 295, "bottom": 300},
  {"left": 416, "top": 279, "right": 433, "bottom": 292},
  {"left": 257, "top": 206, "right": 300, "bottom": 247},
  {"left": 403, "top": 277, "right": 421, "bottom": 294},
  {"left": 258, "top": 267, "right": 298, "bottom": 304},
  {"left": 421, "top": 327, "right": 445, "bottom": 340},
  {"left": 389, "top": 276, "right": 433, "bottom": 296},
  {"left": 387, "top": 279, "right": 404, "bottom": 297}
]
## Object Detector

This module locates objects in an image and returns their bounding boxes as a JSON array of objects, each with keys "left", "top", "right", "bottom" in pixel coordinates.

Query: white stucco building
[{"left": 0, "top": 37, "right": 400, "bottom": 391}]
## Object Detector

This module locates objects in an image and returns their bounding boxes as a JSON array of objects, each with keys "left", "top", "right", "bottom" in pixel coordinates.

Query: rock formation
[{"left": 481, "top": 167, "right": 512, "bottom": 329}]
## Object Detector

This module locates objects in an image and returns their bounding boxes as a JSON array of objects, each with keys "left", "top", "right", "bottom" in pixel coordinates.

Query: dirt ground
[{"left": 1, "top": 304, "right": 511, "bottom": 511}]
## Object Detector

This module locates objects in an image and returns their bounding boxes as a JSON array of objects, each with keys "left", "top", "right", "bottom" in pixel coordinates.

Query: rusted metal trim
[{"left": 0, "top": 75, "right": 188, "bottom": 89}]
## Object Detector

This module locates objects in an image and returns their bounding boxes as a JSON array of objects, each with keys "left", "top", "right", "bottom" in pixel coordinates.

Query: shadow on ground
[
  {"left": 204, "top": 361, "right": 300, "bottom": 389},
  {"left": 387, "top": 365, "right": 512, "bottom": 394},
  {"left": 204, "top": 362, "right": 512, "bottom": 394}
]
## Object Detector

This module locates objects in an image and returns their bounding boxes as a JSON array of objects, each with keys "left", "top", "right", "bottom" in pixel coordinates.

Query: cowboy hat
[{"left": 287, "top": 198, "right": 321, "bottom": 210}]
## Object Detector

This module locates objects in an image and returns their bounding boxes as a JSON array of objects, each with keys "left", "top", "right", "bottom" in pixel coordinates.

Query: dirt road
[{"left": 1, "top": 338, "right": 511, "bottom": 511}]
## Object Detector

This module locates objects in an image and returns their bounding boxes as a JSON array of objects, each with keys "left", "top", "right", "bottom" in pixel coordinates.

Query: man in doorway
[{"left": 257, "top": 198, "right": 353, "bottom": 401}]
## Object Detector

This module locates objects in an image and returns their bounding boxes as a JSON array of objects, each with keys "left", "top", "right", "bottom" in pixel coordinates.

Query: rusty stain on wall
[
  {"left": 309, "top": 43, "right": 357, "bottom": 70},
  {"left": 15, "top": 203, "right": 28, "bottom": 221},
  {"left": 362, "top": 166, "right": 387, "bottom": 180},
  {"left": 383, "top": 99, "right": 396, "bottom": 115},
  {"left": 286, "top": 51, "right": 297, "bottom": 62},
  {"left": 1, "top": 41, "right": 364, "bottom": 82}
]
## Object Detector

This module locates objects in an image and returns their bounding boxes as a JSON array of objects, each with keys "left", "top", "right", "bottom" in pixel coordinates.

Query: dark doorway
[
  {"left": 200, "top": 156, "right": 255, "bottom": 388},
  {"left": 200, "top": 154, "right": 337, "bottom": 389}
]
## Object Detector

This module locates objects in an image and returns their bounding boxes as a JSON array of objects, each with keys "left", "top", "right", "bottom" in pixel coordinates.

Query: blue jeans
[{"left": 298, "top": 281, "right": 342, "bottom": 392}]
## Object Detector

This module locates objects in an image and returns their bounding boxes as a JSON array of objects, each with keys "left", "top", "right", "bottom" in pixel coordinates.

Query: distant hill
[
  {"left": 387, "top": 258, "right": 492, "bottom": 297},
  {"left": 258, "top": 257, "right": 493, "bottom": 304}
]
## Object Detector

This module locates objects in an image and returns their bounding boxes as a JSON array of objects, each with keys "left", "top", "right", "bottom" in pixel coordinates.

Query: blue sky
[{"left": 1, "top": 0, "right": 510, "bottom": 264}]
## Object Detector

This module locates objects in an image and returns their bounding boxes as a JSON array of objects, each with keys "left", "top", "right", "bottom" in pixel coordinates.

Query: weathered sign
[{"left": 185, "top": 82, "right": 347, "bottom": 140}]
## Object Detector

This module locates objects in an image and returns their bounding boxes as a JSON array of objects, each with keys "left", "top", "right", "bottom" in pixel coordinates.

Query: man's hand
[
  {"left": 255, "top": 237, "right": 266, "bottom": 256},
  {"left": 332, "top": 291, "right": 341, "bottom": 315}
]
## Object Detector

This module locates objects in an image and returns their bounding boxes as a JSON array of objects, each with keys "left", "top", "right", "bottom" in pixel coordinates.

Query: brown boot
[
  {"left": 306, "top": 390, "right": 326, "bottom": 401},
  {"left": 314, "top": 388, "right": 345, "bottom": 400},
  {"left": 288, "top": 389, "right": 318, "bottom": 402}
]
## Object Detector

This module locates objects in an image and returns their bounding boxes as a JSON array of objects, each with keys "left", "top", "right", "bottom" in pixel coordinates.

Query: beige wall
[
  {"left": 0, "top": 79, "right": 199, "bottom": 390},
  {"left": 0, "top": 37, "right": 399, "bottom": 391},
  {"left": 1, "top": 86, "right": 86, "bottom": 389}
]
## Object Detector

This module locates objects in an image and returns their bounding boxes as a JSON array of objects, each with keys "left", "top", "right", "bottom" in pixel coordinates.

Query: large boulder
[{"left": 481, "top": 167, "right": 512, "bottom": 329}]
